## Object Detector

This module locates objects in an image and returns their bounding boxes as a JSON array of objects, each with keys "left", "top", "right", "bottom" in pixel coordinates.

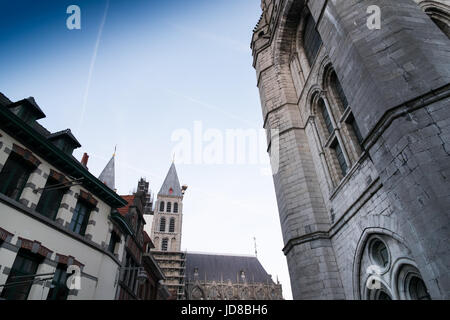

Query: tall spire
[
  {"left": 99, "top": 149, "right": 116, "bottom": 191},
  {"left": 158, "top": 162, "right": 182, "bottom": 197}
]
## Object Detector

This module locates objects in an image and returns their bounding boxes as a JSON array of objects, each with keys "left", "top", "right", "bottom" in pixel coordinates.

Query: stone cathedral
[
  {"left": 251, "top": 0, "right": 450, "bottom": 300},
  {"left": 151, "top": 163, "right": 283, "bottom": 300}
]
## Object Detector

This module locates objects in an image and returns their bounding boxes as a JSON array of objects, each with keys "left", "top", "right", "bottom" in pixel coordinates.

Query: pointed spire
[
  {"left": 158, "top": 162, "right": 182, "bottom": 197},
  {"left": 99, "top": 149, "right": 116, "bottom": 191}
]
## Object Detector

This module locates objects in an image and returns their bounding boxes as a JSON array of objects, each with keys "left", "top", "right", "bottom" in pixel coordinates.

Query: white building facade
[{"left": 0, "top": 94, "right": 131, "bottom": 300}]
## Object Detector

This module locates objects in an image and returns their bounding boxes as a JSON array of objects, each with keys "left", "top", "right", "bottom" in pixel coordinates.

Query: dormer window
[
  {"left": 7, "top": 97, "right": 46, "bottom": 125},
  {"left": 47, "top": 130, "right": 81, "bottom": 156}
]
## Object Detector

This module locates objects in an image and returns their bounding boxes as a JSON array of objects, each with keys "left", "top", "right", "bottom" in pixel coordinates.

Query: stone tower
[
  {"left": 251, "top": 0, "right": 449, "bottom": 299},
  {"left": 151, "top": 163, "right": 187, "bottom": 299}
]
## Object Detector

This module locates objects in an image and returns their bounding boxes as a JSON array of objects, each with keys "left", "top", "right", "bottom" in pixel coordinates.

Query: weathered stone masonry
[{"left": 252, "top": 0, "right": 449, "bottom": 299}]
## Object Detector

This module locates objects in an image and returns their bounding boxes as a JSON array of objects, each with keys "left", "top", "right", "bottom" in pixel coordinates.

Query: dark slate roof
[
  {"left": 47, "top": 129, "right": 82, "bottom": 148},
  {"left": 9, "top": 97, "right": 46, "bottom": 120},
  {"left": 0, "top": 93, "right": 12, "bottom": 106},
  {"left": 185, "top": 252, "right": 274, "bottom": 284},
  {"left": 98, "top": 155, "right": 115, "bottom": 191},
  {"left": 158, "top": 162, "right": 182, "bottom": 197},
  {"left": 30, "top": 121, "right": 52, "bottom": 137}
]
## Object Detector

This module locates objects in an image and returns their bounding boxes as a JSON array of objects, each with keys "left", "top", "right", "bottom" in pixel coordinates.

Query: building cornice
[
  {"left": 0, "top": 192, "right": 121, "bottom": 266},
  {"left": 0, "top": 105, "right": 127, "bottom": 208}
]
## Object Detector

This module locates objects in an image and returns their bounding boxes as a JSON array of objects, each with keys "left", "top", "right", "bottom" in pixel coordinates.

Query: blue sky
[{"left": 0, "top": 0, "right": 292, "bottom": 299}]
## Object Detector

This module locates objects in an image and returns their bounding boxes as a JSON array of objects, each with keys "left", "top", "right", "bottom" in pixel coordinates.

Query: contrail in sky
[{"left": 77, "top": 0, "right": 110, "bottom": 132}]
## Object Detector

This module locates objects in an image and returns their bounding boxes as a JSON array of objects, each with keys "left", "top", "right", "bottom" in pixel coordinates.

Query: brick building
[
  {"left": 251, "top": 0, "right": 449, "bottom": 299},
  {"left": 115, "top": 180, "right": 171, "bottom": 300}
]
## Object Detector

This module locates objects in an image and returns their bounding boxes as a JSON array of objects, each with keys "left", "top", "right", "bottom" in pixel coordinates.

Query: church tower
[
  {"left": 151, "top": 162, "right": 188, "bottom": 299},
  {"left": 251, "top": 0, "right": 450, "bottom": 299}
]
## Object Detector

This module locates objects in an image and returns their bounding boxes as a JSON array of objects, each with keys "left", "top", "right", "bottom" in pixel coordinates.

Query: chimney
[{"left": 81, "top": 153, "right": 89, "bottom": 167}]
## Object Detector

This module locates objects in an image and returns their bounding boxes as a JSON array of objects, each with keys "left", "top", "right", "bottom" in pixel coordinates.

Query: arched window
[
  {"left": 318, "top": 98, "right": 334, "bottom": 136},
  {"left": 173, "top": 202, "right": 178, "bottom": 213},
  {"left": 159, "top": 201, "right": 165, "bottom": 212},
  {"left": 369, "top": 288, "right": 393, "bottom": 300},
  {"left": 330, "top": 71, "right": 348, "bottom": 111},
  {"left": 303, "top": 14, "right": 323, "bottom": 66},
  {"left": 424, "top": 7, "right": 450, "bottom": 38},
  {"left": 166, "top": 202, "right": 172, "bottom": 213},
  {"left": 161, "top": 238, "right": 168, "bottom": 251},
  {"left": 314, "top": 94, "right": 349, "bottom": 181},
  {"left": 408, "top": 276, "right": 431, "bottom": 300},
  {"left": 370, "top": 239, "right": 390, "bottom": 268},
  {"left": 331, "top": 139, "right": 348, "bottom": 177},
  {"left": 169, "top": 218, "right": 175, "bottom": 233},
  {"left": 159, "top": 217, "right": 166, "bottom": 232},
  {"left": 326, "top": 67, "right": 364, "bottom": 162}
]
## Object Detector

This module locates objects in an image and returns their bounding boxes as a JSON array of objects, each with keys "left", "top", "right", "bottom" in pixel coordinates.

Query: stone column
[{"left": 310, "top": 0, "right": 450, "bottom": 299}]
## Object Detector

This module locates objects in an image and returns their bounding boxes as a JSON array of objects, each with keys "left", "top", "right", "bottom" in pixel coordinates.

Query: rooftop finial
[{"left": 254, "top": 236, "right": 258, "bottom": 257}]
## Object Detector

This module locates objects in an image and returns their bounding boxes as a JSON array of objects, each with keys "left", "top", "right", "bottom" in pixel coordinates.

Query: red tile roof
[{"left": 117, "top": 195, "right": 135, "bottom": 216}]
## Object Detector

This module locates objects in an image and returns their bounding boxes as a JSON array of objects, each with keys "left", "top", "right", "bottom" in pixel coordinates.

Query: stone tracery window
[
  {"left": 396, "top": 264, "right": 431, "bottom": 300},
  {"left": 159, "top": 201, "right": 165, "bottom": 212},
  {"left": 370, "top": 239, "right": 390, "bottom": 269},
  {"left": 330, "top": 71, "right": 348, "bottom": 111},
  {"left": 303, "top": 13, "right": 323, "bottom": 66},
  {"left": 313, "top": 94, "right": 350, "bottom": 182},
  {"left": 422, "top": 5, "right": 450, "bottom": 38},
  {"left": 408, "top": 276, "right": 431, "bottom": 300},
  {"left": 331, "top": 139, "right": 348, "bottom": 177},
  {"left": 358, "top": 234, "right": 432, "bottom": 300},
  {"left": 368, "top": 287, "right": 393, "bottom": 300},
  {"left": 319, "top": 98, "right": 334, "bottom": 136}
]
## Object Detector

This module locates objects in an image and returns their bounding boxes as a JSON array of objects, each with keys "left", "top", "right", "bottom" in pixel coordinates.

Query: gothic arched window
[
  {"left": 167, "top": 202, "right": 172, "bottom": 213},
  {"left": 325, "top": 67, "right": 364, "bottom": 167},
  {"left": 331, "top": 139, "right": 348, "bottom": 177},
  {"left": 409, "top": 277, "right": 431, "bottom": 300},
  {"left": 169, "top": 218, "right": 175, "bottom": 233},
  {"left": 159, "top": 201, "right": 165, "bottom": 212},
  {"left": 318, "top": 98, "right": 334, "bottom": 136},
  {"left": 424, "top": 7, "right": 450, "bottom": 38},
  {"left": 173, "top": 202, "right": 178, "bottom": 213},
  {"left": 303, "top": 14, "right": 323, "bottom": 66},
  {"left": 160, "top": 217, "right": 166, "bottom": 232},
  {"left": 313, "top": 94, "right": 350, "bottom": 182},
  {"left": 330, "top": 71, "right": 348, "bottom": 111},
  {"left": 161, "top": 238, "right": 168, "bottom": 251}
]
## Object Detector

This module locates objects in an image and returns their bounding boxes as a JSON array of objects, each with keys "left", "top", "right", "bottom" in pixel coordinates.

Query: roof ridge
[{"left": 187, "top": 251, "right": 257, "bottom": 258}]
